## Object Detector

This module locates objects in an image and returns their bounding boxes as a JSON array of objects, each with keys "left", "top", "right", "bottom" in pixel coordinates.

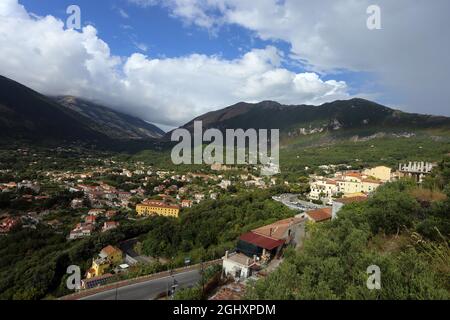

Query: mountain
[
  {"left": 54, "top": 96, "right": 164, "bottom": 140},
  {"left": 0, "top": 75, "right": 163, "bottom": 147},
  {"left": 172, "top": 99, "right": 450, "bottom": 140},
  {"left": 0, "top": 75, "right": 107, "bottom": 143}
]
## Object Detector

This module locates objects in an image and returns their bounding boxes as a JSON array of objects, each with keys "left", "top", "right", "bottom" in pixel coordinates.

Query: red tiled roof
[
  {"left": 239, "top": 232, "right": 285, "bottom": 250},
  {"left": 140, "top": 200, "right": 180, "bottom": 210},
  {"left": 306, "top": 207, "right": 332, "bottom": 222},
  {"left": 252, "top": 217, "right": 303, "bottom": 240}
]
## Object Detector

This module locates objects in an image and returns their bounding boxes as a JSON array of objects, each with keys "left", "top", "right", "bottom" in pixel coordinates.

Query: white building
[{"left": 222, "top": 251, "right": 257, "bottom": 280}]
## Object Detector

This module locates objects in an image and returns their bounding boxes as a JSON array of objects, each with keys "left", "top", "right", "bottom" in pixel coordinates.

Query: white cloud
[
  {"left": 0, "top": 0, "right": 351, "bottom": 127},
  {"left": 118, "top": 8, "right": 130, "bottom": 19},
  {"left": 130, "top": 0, "right": 450, "bottom": 116}
]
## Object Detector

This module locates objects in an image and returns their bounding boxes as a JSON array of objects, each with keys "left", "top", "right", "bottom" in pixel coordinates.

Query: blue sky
[
  {"left": 1, "top": 0, "right": 448, "bottom": 128},
  {"left": 20, "top": 0, "right": 309, "bottom": 73}
]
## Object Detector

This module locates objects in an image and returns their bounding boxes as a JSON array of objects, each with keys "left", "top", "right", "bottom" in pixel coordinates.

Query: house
[
  {"left": 69, "top": 223, "right": 94, "bottom": 239},
  {"left": 181, "top": 200, "right": 193, "bottom": 208},
  {"left": 305, "top": 207, "right": 332, "bottom": 223},
  {"left": 86, "top": 245, "right": 123, "bottom": 278},
  {"left": 105, "top": 210, "right": 117, "bottom": 218},
  {"left": 100, "top": 245, "right": 123, "bottom": 265},
  {"left": 237, "top": 232, "right": 285, "bottom": 263},
  {"left": 309, "top": 179, "right": 338, "bottom": 203},
  {"left": 0, "top": 217, "right": 20, "bottom": 234},
  {"left": 251, "top": 217, "right": 304, "bottom": 246},
  {"left": 102, "top": 221, "right": 119, "bottom": 232},
  {"left": 136, "top": 201, "right": 180, "bottom": 218},
  {"left": 85, "top": 215, "right": 97, "bottom": 224},
  {"left": 194, "top": 193, "right": 205, "bottom": 203},
  {"left": 222, "top": 251, "right": 258, "bottom": 280},
  {"left": 71, "top": 198, "right": 84, "bottom": 209},
  {"left": 218, "top": 180, "right": 232, "bottom": 190}
]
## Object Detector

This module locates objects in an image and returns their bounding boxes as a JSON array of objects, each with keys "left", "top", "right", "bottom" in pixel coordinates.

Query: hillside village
[{"left": 1, "top": 144, "right": 439, "bottom": 298}]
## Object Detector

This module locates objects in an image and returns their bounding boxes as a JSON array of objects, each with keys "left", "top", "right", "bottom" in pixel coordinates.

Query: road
[{"left": 80, "top": 269, "right": 201, "bottom": 300}]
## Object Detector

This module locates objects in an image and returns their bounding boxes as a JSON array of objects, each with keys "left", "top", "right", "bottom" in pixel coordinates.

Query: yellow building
[
  {"left": 86, "top": 245, "right": 123, "bottom": 278},
  {"left": 136, "top": 201, "right": 180, "bottom": 218},
  {"left": 363, "top": 166, "right": 392, "bottom": 182}
]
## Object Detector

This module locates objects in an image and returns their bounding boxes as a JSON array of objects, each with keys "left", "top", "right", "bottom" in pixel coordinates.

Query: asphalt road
[{"left": 80, "top": 269, "right": 201, "bottom": 300}]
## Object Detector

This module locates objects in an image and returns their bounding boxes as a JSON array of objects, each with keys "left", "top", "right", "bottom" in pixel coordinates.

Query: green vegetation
[
  {"left": 247, "top": 158, "right": 450, "bottom": 300},
  {"left": 173, "top": 264, "right": 222, "bottom": 300},
  {"left": 280, "top": 134, "right": 450, "bottom": 178},
  {"left": 0, "top": 220, "right": 156, "bottom": 300},
  {"left": 140, "top": 189, "right": 295, "bottom": 263}
]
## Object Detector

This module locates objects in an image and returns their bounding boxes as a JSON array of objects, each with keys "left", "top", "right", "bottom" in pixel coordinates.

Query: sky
[{"left": 0, "top": 0, "right": 449, "bottom": 131}]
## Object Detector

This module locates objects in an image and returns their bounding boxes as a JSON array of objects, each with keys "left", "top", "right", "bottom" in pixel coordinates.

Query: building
[
  {"left": 363, "top": 166, "right": 392, "bottom": 182},
  {"left": 0, "top": 217, "right": 20, "bottom": 234},
  {"left": 222, "top": 251, "right": 258, "bottom": 280},
  {"left": 398, "top": 162, "right": 435, "bottom": 183},
  {"left": 237, "top": 232, "right": 285, "bottom": 263},
  {"left": 251, "top": 217, "right": 303, "bottom": 246},
  {"left": 309, "top": 171, "right": 383, "bottom": 203},
  {"left": 218, "top": 180, "right": 232, "bottom": 190},
  {"left": 136, "top": 200, "right": 180, "bottom": 218},
  {"left": 86, "top": 245, "right": 123, "bottom": 278},
  {"left": 309, "top": 179, "right": 338, "bottom": 203},
  {"left": 305, "top": 207, "right": 332, "bottom": 223},
  {"left": 102, "top": 221, "right": 119, "bottom": 232},
  {"left": 85, "top": 215, "right": 97, "bottom": 224},
  {"left": 71, "top": 198, "right": 84, "bottom": 209},
  {"left": 69, "top": 223, "right": 94, "bottom": 240},
  {"left": 181, "top": 200, "right": 193, "bottom": 208}
]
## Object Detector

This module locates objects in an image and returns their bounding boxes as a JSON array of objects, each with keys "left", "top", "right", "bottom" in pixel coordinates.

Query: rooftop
[
  {"left": 223, "top": 252, "right": 256, "bottom": 267},
  {"left": 252, "top": 217, "right": 303, "bottom": 240},
  {"left": 139, "top": 200, "right": 180, "bottom": 210},
  {"left": 101, "top": 245, "right": 122, "bottom": 256},
  {"left": 239, "top": 232, "right": 285, "bottom": 250},
  {"left": 306, "top": 207, "right": 332, "bottom": 222}
]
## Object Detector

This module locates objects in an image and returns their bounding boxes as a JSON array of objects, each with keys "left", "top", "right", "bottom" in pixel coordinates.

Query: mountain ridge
[{"left": 169, "top": 98, "right": 450, "bottom": 140}]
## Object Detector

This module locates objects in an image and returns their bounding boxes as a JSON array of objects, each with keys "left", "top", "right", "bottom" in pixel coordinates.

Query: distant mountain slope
[
  {"left": 54, "top": 96, "right": 164, "bottom": 140},
  {"left": 173, "top": 99, "right": 450, "bottom": 139},
  {"left": 0, "top": 75, "right": 106, "bottom": 143},
  {"left": 0, "top": 75, "right": 164, "bottom": 147}
]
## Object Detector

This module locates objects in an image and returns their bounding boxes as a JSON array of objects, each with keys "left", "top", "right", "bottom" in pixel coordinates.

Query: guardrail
[{"left": 59, "top": 259, "right": 222, "bottom": 300}]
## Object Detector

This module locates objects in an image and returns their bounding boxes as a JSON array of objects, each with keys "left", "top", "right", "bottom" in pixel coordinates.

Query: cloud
[
  {"left": 118, "top": 8, "right": 130, "bottom": 19},
  {"left": 0, "top": 0, "right": 351, "bottom": 126},
  {"left": 129, "top": 0, "right": 450, "bottom": 116}
]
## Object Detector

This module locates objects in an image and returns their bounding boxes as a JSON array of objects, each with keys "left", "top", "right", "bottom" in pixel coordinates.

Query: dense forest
[{"left": 247, "top": 157, "right": 450, "bottom": 299}]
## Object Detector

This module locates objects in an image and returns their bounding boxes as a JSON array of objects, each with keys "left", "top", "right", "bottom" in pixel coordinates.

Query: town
[{"left": 0, "top": 145, "right": 440, "bottom": 300}]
